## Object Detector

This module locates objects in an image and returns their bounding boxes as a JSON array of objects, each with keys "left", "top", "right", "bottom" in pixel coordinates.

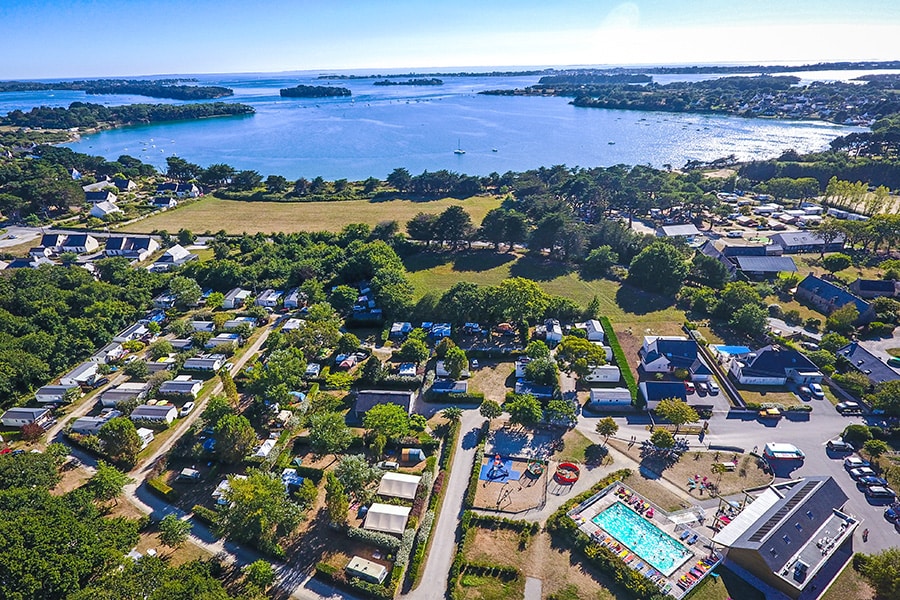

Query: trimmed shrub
[
  {"left": 191, "top": 504, "right": 219, "bottom": 527},
  {"left": 290, "top": 464, "right": 325, "bottom": 484},
  {"left": 600, "top": 317, "right": 638, "bottom": 403},
  {"left": 148, "top": 477, "right": 178, "bottom": 501},
  {"left": 346, "top": 526, "right": 402, "bottom": 551}
]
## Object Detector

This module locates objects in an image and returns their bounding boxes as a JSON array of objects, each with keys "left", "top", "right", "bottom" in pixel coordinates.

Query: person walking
[{"left": 862, "top": 528, "right": 869, "bottom": 542}]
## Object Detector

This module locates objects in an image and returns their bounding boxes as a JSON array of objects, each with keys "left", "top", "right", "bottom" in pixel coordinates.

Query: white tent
[
  {"left": 363, "top": 503, "right": 411, "bottom": 535},
  {"left": 377, "top": 472, "right": 422, "bottom": 500}
]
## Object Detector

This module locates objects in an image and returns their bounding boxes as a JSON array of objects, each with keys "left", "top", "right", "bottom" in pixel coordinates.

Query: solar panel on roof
[{"left": 748, "top": 481, "right": 818, "bottom": 542}]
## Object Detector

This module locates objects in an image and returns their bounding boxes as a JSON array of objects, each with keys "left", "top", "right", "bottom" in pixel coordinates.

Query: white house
[
  {"left": 70, "top": 410, "right": 121, "bottom": 435},
  {"left": 346, "top": 557, "right": 387, "bottom": 585},
  {"left": 59, "top": 234, "right": 99, "bottom": 254},
  {"left": 584, "top": 364, "right": 621, "bottom": 383},
  {"left": 130, "top": 403, "right": 177, "bottom": 424},
  {"left": 35, "top": 384, "right": 79, "bottom": 404},
  {"left": 90, "top": 201, "right": 122, "bottom": 219},
  {"left": 90, "top": 341, "right": 125, "bottom": 364},
  {"left": 284, "top": 287, "right": 303, "bottom": 309},
  {"left": 581, "top": 319, "right": 605, "bottom": 342},
  {"left": 223, "top": 288, "right": 251, "bottom": 309},
  {"left": 282, "top": 318, "right": 304, "bottom": 332},
  {"left": 191, "top": 320, "right": 216, "bottom": 333},
  {"left": 151, "top": 197, "right": 178, "bottom": 209},
  {"left": 113, "top": 323, "right": 149, "bottom": 343},
  {"left": 60, "top": 362, "right": 98, "bottom": 387},
  {"left": 1, "top": 407, "right": 52, "bottom": 428},
  {"left": 729, "top": 345, "right": 823, "bottom": 386},
  {"left": 158, "top": 376, "right": 202, "bottom": 398},
  {"left": 206, "top": 333, "right": 241, "bottom": 350},
  {"left": 223, "top": 317, "right": 256, "bottom": 331},
  {"left": 100, "top": 382, "right": 148, "bottom": 407},
  {"left": 256, "top": 289, "right": 282, "bottom": 308},
  {"left": 639, "top": 381, "right": 687, "bottom": 410},
  {"left": 136, "top": 427, "right": 155, "bottom": 448},
  {"left": 183, "top": 355, "right": 225, "bottom": 372},
  {"left": 152, "top": 244, "right": 197, "bottom": 271},
  {"left": 587, "top": 388, "right": 633, "bottom": 411},
  {"left": 639, "top": 336, "right": 712, "bottom": 382},
  {"left": 542, "top": 319, "right": 563, "bottom": 344},
  {"left": 104, "top": 236, "right": 160, "bottom": 262},
  {"left": 436, "top": 360, "right": 470, "bottom": 379}
]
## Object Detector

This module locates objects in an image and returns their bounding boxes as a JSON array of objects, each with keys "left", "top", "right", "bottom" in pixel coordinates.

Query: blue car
[
  {"left": 884, "top": 504, "right": 900, "bottom": 522},
  {"left": 857, "top": 475, "right": 889, "bottom": 488}
]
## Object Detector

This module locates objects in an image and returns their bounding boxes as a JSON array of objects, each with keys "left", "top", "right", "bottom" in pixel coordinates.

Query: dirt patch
[
  {"left": 134, "top": 534, "right": 212, "bottom": 566},
  {"left": 50, "top": 463, "right": 92, "bottom": 496},
  {"left": 471, "top": 456, "right": 547, "bottom": 513},
  {"left": 609, "top": 440, "right": 771, "bottom": 504},
  {"left": 530, "top": 532, "right": 619, "bottom": 600},
  {"left": 468, "top": 360, "right": 515, "bottom": 403},
  {"left": 464, "top": 528, "right": 521, "bottom": 566}
]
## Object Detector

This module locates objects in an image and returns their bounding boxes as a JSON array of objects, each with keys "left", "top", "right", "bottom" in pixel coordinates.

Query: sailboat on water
[{"left": 454, "top": 139, "right": 465, "bottom": 155}]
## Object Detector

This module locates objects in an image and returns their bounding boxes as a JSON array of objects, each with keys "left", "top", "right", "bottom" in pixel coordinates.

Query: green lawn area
[
  {"left": 792, "top": 254, "right": 886, "bottom": 285},
  {"left": 120, "top": 195, "right": 501, "bottom": 234},
  {"left": 685, "top": 566, "right": 764, "bottom": 600},
  {"left": 820, "top": 561, "right": 874, "bottom": 600},
  {"left": 552, "top": 429, "right": 595, "bottom": 464},
  {"left": 406, "top": 251, "right": 686, "bottom": 324},
  {"left": 455, "top": 573, "right": 524, "bottom": 600}
]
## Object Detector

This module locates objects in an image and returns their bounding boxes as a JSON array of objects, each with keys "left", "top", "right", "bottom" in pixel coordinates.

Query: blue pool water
[
  {"left": 713, "top": 345, "right": 751, "bottom": 356},
  {"left": 592, "top": 502, "right": 692, "bottom": 576}
]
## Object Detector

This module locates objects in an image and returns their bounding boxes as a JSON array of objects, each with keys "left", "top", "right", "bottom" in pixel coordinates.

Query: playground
[{"left": 472, "top": 454, "right": 548, "bottom": 513}]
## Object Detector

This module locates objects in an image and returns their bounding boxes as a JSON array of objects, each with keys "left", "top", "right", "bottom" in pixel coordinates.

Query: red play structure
[{"left": 554, "top": 462, "right": 580, "bottom": 484}]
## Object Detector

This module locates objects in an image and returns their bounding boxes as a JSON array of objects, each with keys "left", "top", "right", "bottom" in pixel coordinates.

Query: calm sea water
[{"left": 1, "top": 71, "right": 866, "bottom": 180}]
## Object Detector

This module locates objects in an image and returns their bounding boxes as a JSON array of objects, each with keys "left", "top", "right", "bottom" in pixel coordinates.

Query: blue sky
[{"left": 2, "top": 0, "right": 898, "bottom": 78}]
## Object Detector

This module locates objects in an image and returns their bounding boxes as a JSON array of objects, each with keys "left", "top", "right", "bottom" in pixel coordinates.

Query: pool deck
[{"left": 569, "top": 481, "right": 723, "bottom": 599}]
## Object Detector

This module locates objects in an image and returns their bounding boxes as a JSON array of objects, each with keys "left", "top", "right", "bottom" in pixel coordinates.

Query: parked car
[
  {"left": 857, "top": 475, "right": 889, "bottom": 488},
  {"left": 179, "top": 402, "right": 195, "bottom": 417},
  {"left": 865, "top": 486, "right": 896, "bottom": 499},
  {"left": 884, "top": 504, "right": 900, "bottom": 522},
  {"left": 836, "top": 402, "right": 862, "bottom": 415},
  {"left": 809, "top": 383, "right": 825, "bottom": 399},
  {"left": 377, "top": 461, "right": 399, "bottom": 471},
  {"left": 708, "top": 381, "right": 720, "bottom": 395},
  {"left": 696, "top": 382, "right": 708, "bottom": 394},
  {"left": 91, "top": 377, "right": 109, "bottom": 388},
  {"left": 726, "top": 231, "right": 744, "bottom": 238},
  {"left": 826, "top": 439, "right": 854, "bottom": 453},
  {"left": 684, "top": 381, "right": 695, "bottom": 394},
  {"left": 850, "top": 467, "right": 876, "bottom": 480},
  {"left": 798, "top": 386, "right": 811, "bottom": 397},
  {"left": 844, "top": 456, "right": 871, "bottom": 470},
  {"left": 888, "top": 357, "right": 900, "bottom": 368}
]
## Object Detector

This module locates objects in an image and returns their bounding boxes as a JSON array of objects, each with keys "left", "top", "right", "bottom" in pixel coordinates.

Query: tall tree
[
  {"left": 325, "top": 472, "right": 349, "bottom": 525},
  {"left": 214, "top": 414, "right": 258, "bottom": 464},
  {"left": 219, "top": 469, "right": 304, "bottom": 550},
  {"left": 158, "top": 513, "right": 192, "bottom": 552},
  {"left": 505, "top": 393, "right": 543, "bottom": 428},
  {"left": 596, "top": 417, "right": 619, "bottom": 445},
  {"left": 654, "top": 399, "right": 699, "bottom": 434},
  {"left": 307, "top": 411, "right": 353, "bottom": 456},
  {"left": 363, "top": 403, "right": 410, "bottom": 440},
  {"left": 627, "top": 242, "right": 688, "bottom": 296},
  {"left": 87, "top": 460, "right": 132, "bottom": 503},
  {"left": 98, "top": 417, "right": 143, "bottom": 467}
]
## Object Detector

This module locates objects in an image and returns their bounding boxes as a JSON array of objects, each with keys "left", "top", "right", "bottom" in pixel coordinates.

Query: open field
[
  {"left": 120, "top": 195, "right": 501, "bottom": 234},
  {"left": 406, "top": 251, "right": 687, "bottom": 323}
]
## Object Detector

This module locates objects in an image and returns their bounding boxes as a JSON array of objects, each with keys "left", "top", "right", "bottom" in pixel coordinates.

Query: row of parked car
[{"left": 842, "top": 454, "right": 896, "bottom": 500}]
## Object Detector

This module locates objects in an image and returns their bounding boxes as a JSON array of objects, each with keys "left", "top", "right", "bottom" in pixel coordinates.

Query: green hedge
[
  {"left": 544, "top": 469, "right": 671, "bottom": 600},
  {"left": 291, "top": 464, "right": 325, "bottom": 484},
  {"left": 438, "top": 420, "right": 460, "bottom": 471},
  {"left": 460, "top": 562, "right": 520, "bottom": 581},
  {"left": 600, "top": 317, "right": 638, "bottom": 405},
  {"left": 148, "top": 477, "right": 178, "bottom": 501},
  {"left": 191, "top": 504, "right": 219, "bottom": 527},
  {"left": 307, "top": 382, "right": 320, "bottom": 402},
  {"left": 463, "top": 424, "right": 489, "bottom": 508},
  {"left": 424, "top": 390, "right": 486, "bottom": 404},
  {"left": 346, "top": 526, "right": 402, "bottom": 551}
]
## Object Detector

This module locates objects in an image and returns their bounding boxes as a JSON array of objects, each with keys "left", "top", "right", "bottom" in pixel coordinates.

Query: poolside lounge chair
[
  {"left": 679, "top": 530, "right": 692, "bottom": 541},
  {"left": 688, "top": 534, "right": 699, "bottom": 545}
]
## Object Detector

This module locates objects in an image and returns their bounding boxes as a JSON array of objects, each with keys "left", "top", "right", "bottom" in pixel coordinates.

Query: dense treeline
[
  {"left": 279, "top": 85, "right": 351, "bottom": 98},
  {"left": 536, "top": 74, "right": 651, "bottom": 85},
  {"left": 2, "top": 101, "right": 253, "bottom": 129},
  {"left": 0, "top": 79, "right": 233, "bottom": 99},
  {"left": 0, "top": 262, "right": 164, "bottom": 400},
  {"left": 484, "top": 76, "right": 900, "bottom": 125},
  {"left": 0, "top": 144, "right": 157, "bottom": 221},
  {"left": 588, "top": 60, "right": 900, "bottom": 75},
  {"left": 373, "top": 78, "right": 443, "bottom": 86},
  {"left": 318, "top": 69, "right": 550, "bottom": 79}
]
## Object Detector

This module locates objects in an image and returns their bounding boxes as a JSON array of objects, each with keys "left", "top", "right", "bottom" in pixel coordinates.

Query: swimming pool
[
  {"left": 713, "top": 344, "right": 751, "bottom": 356},
  {"left": 592, "top": 502, "right": 692, "bottom": 576}
]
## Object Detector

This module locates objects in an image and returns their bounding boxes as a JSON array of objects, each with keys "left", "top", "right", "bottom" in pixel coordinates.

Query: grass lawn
[
  {"left": 737, "top": 386, "right": 802, "bottom": 408},
  {"left": 887, "top": 347, "right": 900, "bottom": 358},
  {"left": 553, "top": 429, "right": 595, "bottom": 464},
  {"left": 120, "top": 195, "right": 501, "bottom": 234},
  {"left": 407, "top": 251, "right": 686, "bottom": 323},
  {"left": 454, "top": 573, "right": 524, "bottom": 600},
  {"left": 684, "top": 565, "right": 764, "bottom": 600},
  {"left": 821, "top": 562, "right": 874, "bottom": 600},
  {"left": 792, "top": 254, "right": 886, "bottom": 286}
]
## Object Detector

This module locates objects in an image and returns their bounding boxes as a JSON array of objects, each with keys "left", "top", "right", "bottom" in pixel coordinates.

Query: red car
[{"left": 684, "top": 381, "right": 695, "bottom": 393}]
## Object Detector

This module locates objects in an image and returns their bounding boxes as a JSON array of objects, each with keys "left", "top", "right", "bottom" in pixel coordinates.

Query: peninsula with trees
[
  {"left": 482, "top": 75, "right": 900, "bottom": 125},
  {"left": 279, "top": 85, "right": 351, "bottom": 98},
  {"left": 373, "top": 78, "right": 443, "bottom": 86},
  {"left": 0, "top": 78, "right": 234, "bottom": 100},
  {"left": 1, "top": 101, "right": 255, "bottom": 130}
]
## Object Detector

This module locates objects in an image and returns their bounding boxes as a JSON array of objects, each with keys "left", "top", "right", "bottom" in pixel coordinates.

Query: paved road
[
  {"left": 586, "top": 396, "right": 900, "bottom": 553},
  {"left": 401, "top": 410, "right": 484, "bottom": 600},
  {"left": 524, "top": 577, "right": 542, "bottom": 600}
]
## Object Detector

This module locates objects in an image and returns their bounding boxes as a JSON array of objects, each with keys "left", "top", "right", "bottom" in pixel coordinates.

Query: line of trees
[{"left": 2, "top": 101, "right": 254, "bottom": 129}]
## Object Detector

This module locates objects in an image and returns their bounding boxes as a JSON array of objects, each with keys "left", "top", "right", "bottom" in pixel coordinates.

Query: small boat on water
[
  {"left": 454, "top": 139, "right": 465, "bottom": 155},
  {"left": 608, "top": 141, "right": 615, "bottom": 145},
  {"left": 492, "top": 148, "right": 498, "bottom": 152}
]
